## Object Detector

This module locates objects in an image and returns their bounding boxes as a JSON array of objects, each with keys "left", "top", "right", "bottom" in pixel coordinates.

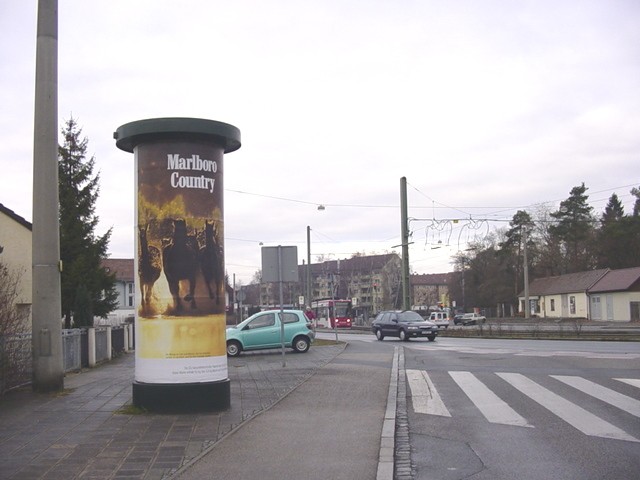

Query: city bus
[{"left": 311, "top": 299, "right": 353, "bottom": 328}]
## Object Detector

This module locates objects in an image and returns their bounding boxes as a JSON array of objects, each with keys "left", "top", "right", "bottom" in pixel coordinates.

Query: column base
[{"left": 132, "top": 379, "right": 230, "bottom": 413}]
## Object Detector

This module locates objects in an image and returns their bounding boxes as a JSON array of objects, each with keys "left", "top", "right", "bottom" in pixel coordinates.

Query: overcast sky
[{"left": 1, "top": 0, "right": 639, "bottom": 284}]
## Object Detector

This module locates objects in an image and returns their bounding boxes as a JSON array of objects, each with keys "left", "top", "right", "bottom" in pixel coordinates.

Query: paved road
[
  {"left": 398, "top": 337, "right": 640, "bottom": 480},
  {"left": 2, "top": 330, "right": 637, "bottom": 480},
  {"left": 321, "top": 332, "right": 640, "bottom": 479}
]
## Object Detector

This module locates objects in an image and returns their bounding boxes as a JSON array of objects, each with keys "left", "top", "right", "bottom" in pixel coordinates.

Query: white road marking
[
  {"left": 404, "top": 342, "right": 640, "bottom": 360},
  {"left": 406, "top": 370, "right": 451, "bottom": 417},
  {"left": 551, "top": 375, "right": 640, "bottom": 418},
  {"left": 515, "top": 351, "right": 640, "bottom": 360},
  {"left": 615, "top": 378, "right": 640, "bottom": 389},
  {"left": 449, "top": 371, "right": 532, "bottom": 427},
  {"left": 497, "top": 372, "right": 639, "bottom": 443}
]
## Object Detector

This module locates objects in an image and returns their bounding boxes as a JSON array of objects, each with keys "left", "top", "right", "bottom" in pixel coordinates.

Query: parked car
[
  {"left": 457, "top": 312, "right": 486, "bottom": 326},
  {"left": 226, "top": 310, "right": 315, "bottom": 357},
  {"left": 428, "top": 311, "right": 450, "bottom": 329},
  {"left": 371, "top": 310, "right": 438, "bottom": 342}
]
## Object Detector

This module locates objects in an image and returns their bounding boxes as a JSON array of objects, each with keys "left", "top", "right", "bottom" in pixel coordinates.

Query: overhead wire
[{"left": 225, "top": 181, "right": 639, "bottom": 259}]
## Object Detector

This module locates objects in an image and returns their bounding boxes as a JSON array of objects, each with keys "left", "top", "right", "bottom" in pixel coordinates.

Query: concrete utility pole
[
  {"left": 306, "top": 225, "right": 311, "bottom": 307},
  {"left": 523, "top": 227, "right": 530, "bottom": 319},
  {"left": 400, "top": 177, "right": 411, "bottom": 310},
  {"left": 32, "top": 0, "right": 64, "bottom": 392}
]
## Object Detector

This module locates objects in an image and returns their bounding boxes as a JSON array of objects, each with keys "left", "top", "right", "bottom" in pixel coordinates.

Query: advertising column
[{"left": 114, "top": 118, "right": 240, "bottom": 412}]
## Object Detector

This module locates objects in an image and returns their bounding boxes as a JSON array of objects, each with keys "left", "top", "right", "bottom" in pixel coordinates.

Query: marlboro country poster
[{"left": 134, "top": 141, "right": 228, "bottom": 384}]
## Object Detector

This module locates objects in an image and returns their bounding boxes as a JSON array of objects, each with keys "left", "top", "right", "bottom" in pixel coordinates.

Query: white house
[
  {"left": 587, "top": 267, "right": 640, "bottom": 322},
  {"left": 101, "top": 258, "right": 135, "bottom": 325},
  {"left": 519, "top": 269, "right": 608, "bottom": 319},
  {"left": 519, "top": 267, "right": 640, "bottom": 322}
]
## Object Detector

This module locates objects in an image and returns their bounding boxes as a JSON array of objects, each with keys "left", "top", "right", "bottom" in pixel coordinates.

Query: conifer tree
[
  {"left": 596, "top": 193, "right": 626, "bottom": 269},
  {"left": 601, "top": 193, "right": 624, "bottom": 224},
  {"left": 58, "top": 118, "right": 118, "bottom": 328},
  {"left": 632, "top": 186, "right": 640, "bottom": 217},
  {"left": 548, "top": 183, "right": 596, "bottom": 273},
  {"left": 596, "top": 190, "right": 640, "bottom": 269}
]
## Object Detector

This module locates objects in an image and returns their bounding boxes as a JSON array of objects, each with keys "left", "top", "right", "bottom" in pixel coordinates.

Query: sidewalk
[{"left": 0, "top": 342, "right": 396, "bottom": 480}]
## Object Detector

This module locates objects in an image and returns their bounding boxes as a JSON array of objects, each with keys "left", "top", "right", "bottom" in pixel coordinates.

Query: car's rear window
[
  {"left": 281, "top": 312, "right": 300, "bottom": 324},
  {"left": 398, "top": 312, "right": 425, "bottom": 322}
]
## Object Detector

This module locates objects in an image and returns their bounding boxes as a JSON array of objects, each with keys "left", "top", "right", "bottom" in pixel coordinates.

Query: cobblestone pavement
[{"left": 0, "top": 345, "right": 346, "bottom": 480}]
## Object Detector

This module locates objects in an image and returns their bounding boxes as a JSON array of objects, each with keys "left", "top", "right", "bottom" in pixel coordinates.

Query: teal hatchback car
[{"left": 225, "top": 310, "right": 316, "bottom": 357}]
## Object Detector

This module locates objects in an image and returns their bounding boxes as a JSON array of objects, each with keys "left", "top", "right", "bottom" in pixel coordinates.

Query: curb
[{"left": 377, "top": 346, "right": 399, "bottom": 480}]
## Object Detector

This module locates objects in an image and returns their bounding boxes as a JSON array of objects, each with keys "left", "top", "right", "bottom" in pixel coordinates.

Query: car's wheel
[
  {"left": 428, "top": 335, "right": 436, "bottom": 342},
  {"left": 292, "top": 336, "right": 310, "bottom": 353},
  {"left": 399, "top": 329, "right": 409, "bottom": 341},
  {"left": 375, "top": 329, "right": 384, "bottom": 341},
  {"left": 226, "top": 340, "right": 241, "bottom": 357}
]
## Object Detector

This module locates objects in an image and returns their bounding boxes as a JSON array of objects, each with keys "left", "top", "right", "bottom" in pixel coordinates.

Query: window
[
  {"left": 281, "top": 312, "right": 299, "bottom": 324},
  {"left": 532, "top": 299, "right": 540, "bottom": 313},
  {"left": 248, "top": 313, "right": 275, "bottom": 329},
  {"left": 127, "top": 282, "right": 134, "bottom": 307},
  {"left": 570, "top": 296, "right": 576, "bottom": 315},
  {"left": 550, "top": 299, "right": 555, "bottom": 312}
]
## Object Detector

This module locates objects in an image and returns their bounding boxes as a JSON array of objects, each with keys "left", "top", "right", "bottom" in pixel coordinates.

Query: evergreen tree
[
  {"left": 73, "top": 284, "right": 94, "bottom": 327},
  {"left": 601, "top": 193, "right": 624, "bottom": 224},
  {"left": 596, "top": 193, "right": 626, "bottom": 269},
  {"left": 632, "top": 186, "right": 640, "bottom": 217},
  {"left": 58, "top": 118, "right": 118, "bottom": 328},
  {"left": 548, "top": 183, "right": 596, "bottom": 273},
  {"left": 595, "top": 191, "right": 640, "bottom": 269}
]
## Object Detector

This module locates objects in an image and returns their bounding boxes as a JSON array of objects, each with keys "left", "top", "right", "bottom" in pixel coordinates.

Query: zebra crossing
[{"left": 406, "top": 369, "right": 640, "bottom": 443}]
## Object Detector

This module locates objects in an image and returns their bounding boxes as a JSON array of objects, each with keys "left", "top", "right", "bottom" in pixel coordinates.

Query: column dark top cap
[{"left": 114, "top": 117, "right": 241, "bottom": 153}]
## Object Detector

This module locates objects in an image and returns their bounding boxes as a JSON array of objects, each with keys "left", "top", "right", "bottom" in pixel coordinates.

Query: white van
[{"left": 429, "top": 311, "right": 450, "bottom": 329}]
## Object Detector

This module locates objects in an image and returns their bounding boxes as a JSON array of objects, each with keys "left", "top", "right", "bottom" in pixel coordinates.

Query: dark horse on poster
[
  {"left": 200, "top": 220, "right": 224, "bottom": 305},
  {"left": 138, "top": 224, "right": 161, "bottom": 308},
  {"left": 162, "top": 219, "right": 198, "bottom": 313}
]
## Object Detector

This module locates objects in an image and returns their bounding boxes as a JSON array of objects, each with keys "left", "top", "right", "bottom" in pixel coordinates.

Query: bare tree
[
  {"left": 0, "top": 257, "right": 31, "bottom": 394},
  {"left": 0, "top": 260, "right": 30, "bottom": 337}
]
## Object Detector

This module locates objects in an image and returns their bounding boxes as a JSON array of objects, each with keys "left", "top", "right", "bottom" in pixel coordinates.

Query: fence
[
  {"left": 0, "top": 325, "right": 134, "bottom": 395},
  {"left": 0, "top": 334, "right": 32, "bottom": 394}
]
